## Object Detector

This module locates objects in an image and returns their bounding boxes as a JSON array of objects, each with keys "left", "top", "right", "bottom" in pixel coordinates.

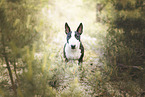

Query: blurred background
[{"left": 0, "top": 0, "right": 145, "bottom": 96}]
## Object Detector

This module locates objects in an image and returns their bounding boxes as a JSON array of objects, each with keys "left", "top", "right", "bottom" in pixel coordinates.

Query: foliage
[
  {"left": 97, "top": 0, "right": 145, "bottom": 95},
  {"left": 0, "top": 0, "right": 144, "bottom": 97},
  {"left": 0, "top": 0, "right": 56, "bottom": 96}
]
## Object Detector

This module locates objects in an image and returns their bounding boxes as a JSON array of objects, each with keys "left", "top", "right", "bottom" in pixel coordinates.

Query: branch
[{"left": 1, "top": 33, "right": 17, "bottom": 96}]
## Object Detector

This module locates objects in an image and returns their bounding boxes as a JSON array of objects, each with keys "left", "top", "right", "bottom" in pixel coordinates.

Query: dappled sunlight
[
  {"left": 40, "top": 0, "right": 106, "bottom": 78},
  {"left": 42, "top": 0, "right": 96, "bottom": 32},
  {"left": 41, "top": 0, "right": 103, "bottom": 65},
  {"left": 37, "top": 1, "right": 108, "bottom": 96},
  {"left": 0, "top": 0, "right": 144, "bottom": 96},
  {"left": 38, "top": 1, "right": 110, "bottom": 96}
]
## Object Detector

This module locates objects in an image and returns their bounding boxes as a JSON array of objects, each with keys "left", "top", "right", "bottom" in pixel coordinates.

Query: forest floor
[
  {"left": 0, "top": 0, "right": 143, "bottom": 97},
  {"left": 44, "top": 0, "right": 107, "bottom": 96},
  {"left": 41, "top": 0, "right": 142, "bottom": 96}
]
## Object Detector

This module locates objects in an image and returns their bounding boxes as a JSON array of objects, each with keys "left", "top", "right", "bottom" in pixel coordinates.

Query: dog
[{"left": 63, "top": 22, "right": 84, "bottom": 64}]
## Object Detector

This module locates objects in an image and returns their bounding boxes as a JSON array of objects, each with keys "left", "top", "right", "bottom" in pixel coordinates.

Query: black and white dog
[{"left": 63, "top": 23, "right": 84, "bottom": 64}]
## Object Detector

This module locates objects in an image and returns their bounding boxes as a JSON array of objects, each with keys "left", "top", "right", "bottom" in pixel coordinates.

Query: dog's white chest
[{"left": 65, "top": 43, "right": 81, "bottom": 60}]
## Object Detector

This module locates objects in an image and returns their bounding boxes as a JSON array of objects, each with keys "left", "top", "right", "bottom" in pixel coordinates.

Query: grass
[
  {"left": 0, "top": 0, "right": 143, "bottom": 96},
  {"left": 36, "top": 0, "right": 143, "bottom": 96}
]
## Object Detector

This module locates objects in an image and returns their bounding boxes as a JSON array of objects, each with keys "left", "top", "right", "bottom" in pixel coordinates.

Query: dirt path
[{"left": 42, "top": 0, "right": 108, "bottom": 96}]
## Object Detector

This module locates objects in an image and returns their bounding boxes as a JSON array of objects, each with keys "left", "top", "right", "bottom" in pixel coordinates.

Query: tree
[
  {"left": 96, "top": 0, "right": 145, "bottom": 95},
  {"left": 0, "top": 0, "right": 40, "bottom": 96}
]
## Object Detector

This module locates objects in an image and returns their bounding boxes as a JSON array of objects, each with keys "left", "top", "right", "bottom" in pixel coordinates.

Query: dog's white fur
[{"left": 65, "top": 31, "right": 81, "bottom": 60}]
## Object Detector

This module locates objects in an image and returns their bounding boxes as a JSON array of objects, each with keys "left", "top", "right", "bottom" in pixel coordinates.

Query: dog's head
[{"left": 65, "top": 22, "right": 83, "bottom": 50}]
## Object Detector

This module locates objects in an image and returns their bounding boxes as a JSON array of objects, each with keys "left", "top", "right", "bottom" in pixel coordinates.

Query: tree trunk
[{"left": 1, "top": 33, "right": 17, "bottom": 96}]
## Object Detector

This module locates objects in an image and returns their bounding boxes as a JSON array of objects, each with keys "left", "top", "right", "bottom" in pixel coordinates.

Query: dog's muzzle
[{"left": 71, "top": 45, "right": 76, "bottom": 49}]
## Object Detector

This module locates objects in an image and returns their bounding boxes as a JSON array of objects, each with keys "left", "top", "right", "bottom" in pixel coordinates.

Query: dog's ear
[
  {"left": 65, "top": 22, "right": 71, "bottom": 34},
  {"left": 77, "top": 23, "right": 83, "bottom": 35}
]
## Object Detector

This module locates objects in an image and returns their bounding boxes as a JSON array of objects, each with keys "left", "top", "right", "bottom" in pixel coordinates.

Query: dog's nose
[{"left": 71, "top": 45, "right": 76, "bottom": 49}]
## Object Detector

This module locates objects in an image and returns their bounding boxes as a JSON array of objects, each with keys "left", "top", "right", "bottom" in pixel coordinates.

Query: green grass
[{"left": 0, "top": 0, "right": 143, "bottom": 96}]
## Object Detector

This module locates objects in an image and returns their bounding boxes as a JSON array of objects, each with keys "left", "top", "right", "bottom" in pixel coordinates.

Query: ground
[
  {"left": 42, "top": 0, "right": 142, "bottom": 96},
  {"left": 42, "top": 0, "right": 107, "bottom": 96},
  {"left": 0, "top": 0, "right": 143, "bottom": 96}
]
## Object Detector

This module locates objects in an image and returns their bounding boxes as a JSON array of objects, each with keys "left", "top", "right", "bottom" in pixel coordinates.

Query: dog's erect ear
[
  {"left": 77, "top": 23, "right": 83, "bottom": 35},
  {"left": 65, "top": 22, "right": 71, "bottom": 34}
]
